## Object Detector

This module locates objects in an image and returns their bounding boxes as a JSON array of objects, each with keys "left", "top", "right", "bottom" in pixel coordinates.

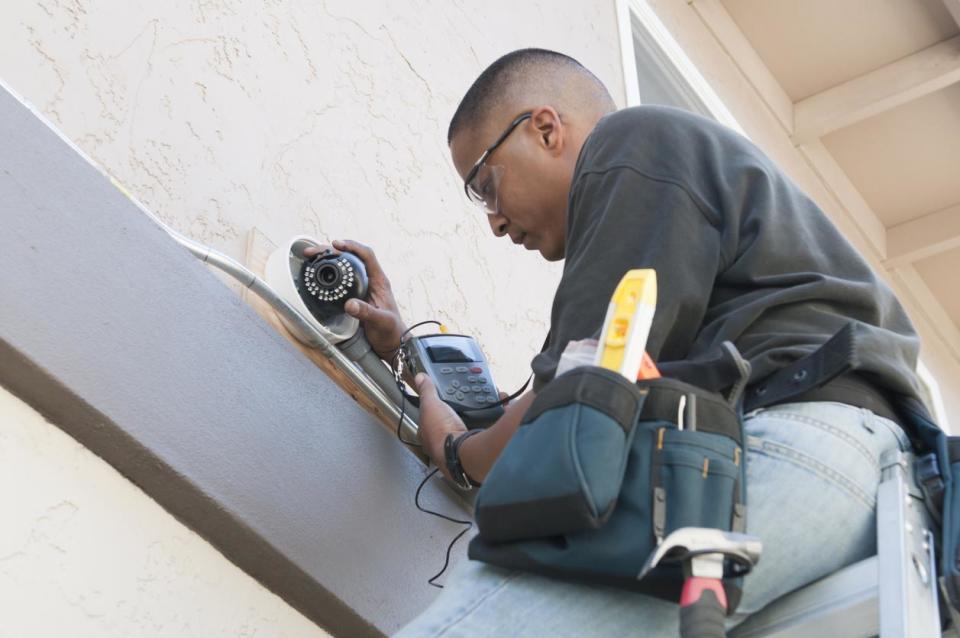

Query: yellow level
[{"left": 594, "top": 269, "right": 657, "bottom": 381}]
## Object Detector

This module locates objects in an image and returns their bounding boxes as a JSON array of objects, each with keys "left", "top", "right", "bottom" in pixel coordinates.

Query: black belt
[
  {"left": 743, "top": 324, "right": 901, "bottom": 424},
  {"left": 764, "top": 371, "right": 900, "bottom": 424}
]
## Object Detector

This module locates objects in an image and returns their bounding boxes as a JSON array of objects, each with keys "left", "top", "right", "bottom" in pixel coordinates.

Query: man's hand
[
  {"left": 413, "top": 373, "right": 467, "bottom": 479},
  {"left": 304, "top": 239, "right": 406, "bottom": 360}
]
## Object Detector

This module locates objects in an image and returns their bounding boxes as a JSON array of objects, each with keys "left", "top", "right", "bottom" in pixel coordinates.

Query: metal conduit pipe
[
  {"left": 146, "top": 215, "right": 420, "bottom": 443},
  {"left": 340, "top": 334, "right": 421, "bottom": 424}
]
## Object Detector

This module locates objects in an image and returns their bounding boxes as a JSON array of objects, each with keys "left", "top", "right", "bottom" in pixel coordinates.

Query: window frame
[{"left": 615, "top": 0, "right": 744, "bottom": 134}]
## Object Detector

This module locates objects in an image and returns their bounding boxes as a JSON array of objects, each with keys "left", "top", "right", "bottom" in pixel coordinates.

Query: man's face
[{"left": 450, "top": 107, "right": 571, "bottom": 262}]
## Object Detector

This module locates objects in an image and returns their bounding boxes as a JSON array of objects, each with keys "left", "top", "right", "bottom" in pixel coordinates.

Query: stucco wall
[
  {"left": 0, "top": 0, "right": 627, "bottom": 395},
  {"left": 0, "top": 385, "right": 328, "bottom": 638}
]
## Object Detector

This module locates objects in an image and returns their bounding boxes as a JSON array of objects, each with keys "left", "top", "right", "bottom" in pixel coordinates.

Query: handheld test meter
[{"left": 401, "top": 333, "right": 504, "bottom": 429}]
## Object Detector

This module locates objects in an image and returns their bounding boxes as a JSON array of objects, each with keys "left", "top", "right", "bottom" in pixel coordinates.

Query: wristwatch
[{"left": 443, "top": 429, "right": 483, "bottom": 490}]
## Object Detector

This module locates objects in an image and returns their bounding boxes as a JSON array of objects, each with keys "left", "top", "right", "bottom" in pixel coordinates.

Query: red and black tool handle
[{"left": 679, "top": 576, "right": 728, "bottom": 638}]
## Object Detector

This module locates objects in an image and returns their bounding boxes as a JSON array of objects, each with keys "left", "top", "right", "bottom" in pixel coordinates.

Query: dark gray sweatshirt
[{"left": 531, "top": 106, "right": 923, "bottom": 404}]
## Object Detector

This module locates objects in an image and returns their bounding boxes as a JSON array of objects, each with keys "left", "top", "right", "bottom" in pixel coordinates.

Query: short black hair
[{"left": 447, "top": 48, "right": 613, "bottom": 144}]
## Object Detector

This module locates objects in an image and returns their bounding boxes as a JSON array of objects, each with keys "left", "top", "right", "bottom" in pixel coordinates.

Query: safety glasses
[{"left": 463, "top": 112, "right": 532, "bottom": 214}]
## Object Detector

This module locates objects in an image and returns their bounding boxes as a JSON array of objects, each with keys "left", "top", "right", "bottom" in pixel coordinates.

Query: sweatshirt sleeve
[{"left": 531, "top": 165, "right": 725, "bottom": 390}]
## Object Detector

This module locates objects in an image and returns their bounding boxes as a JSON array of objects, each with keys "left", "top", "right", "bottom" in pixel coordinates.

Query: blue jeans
[{"left": 395, "top": 401, "right": 910, "bottom": 637}]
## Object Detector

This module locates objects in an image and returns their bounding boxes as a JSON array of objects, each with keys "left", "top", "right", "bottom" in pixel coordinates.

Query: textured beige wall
[
  {"left": 0, "top": 385, "right": 329, "bottom": 637},
  {"left": 0, "top": 0, "right": 626, "bottom": 394}
]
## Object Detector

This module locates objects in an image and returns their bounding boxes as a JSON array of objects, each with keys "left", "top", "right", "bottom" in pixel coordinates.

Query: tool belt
[
  {"left": 470, "top": 323, "right": 960, "bottom": 615},
  {"left": 469, "top": 363, "right": 753, "bottom": 612}
]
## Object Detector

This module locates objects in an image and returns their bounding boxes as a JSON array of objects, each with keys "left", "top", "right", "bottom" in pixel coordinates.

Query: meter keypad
[{"left": 437, "top": 364, "right": 497, "bottom": 411}]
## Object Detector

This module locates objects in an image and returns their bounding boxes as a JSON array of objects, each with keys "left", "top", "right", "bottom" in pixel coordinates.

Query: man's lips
[{"left": 511, "top": 232, "right": 526, "bottom": 245}]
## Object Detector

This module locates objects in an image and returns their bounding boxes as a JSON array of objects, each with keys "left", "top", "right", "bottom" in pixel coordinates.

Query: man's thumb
[
  {"left": 414, "top": 373, "right": 432, "bottom": 394},
  {"left": 344, "top": 298, "right": 368, "bottom": 318}
]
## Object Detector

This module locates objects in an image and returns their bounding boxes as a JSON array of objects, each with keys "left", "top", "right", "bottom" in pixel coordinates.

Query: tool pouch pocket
[
  {"left": 635, "top": 377, "right": 747, "bottom": 543},
  {"left": 648, "top": 406, "right": 744, "bottom": 543},
  {"left": 475, "top": 366, "right": 644, "bottom": 543}
]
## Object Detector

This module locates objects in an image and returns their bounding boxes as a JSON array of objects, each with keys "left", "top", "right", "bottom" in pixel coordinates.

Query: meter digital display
[{"left": 422, "top": 336, "right": 482, "bottom": 363}]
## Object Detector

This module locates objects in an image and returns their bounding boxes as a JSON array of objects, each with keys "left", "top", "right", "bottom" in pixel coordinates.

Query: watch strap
[{"left": 444, "top": 429, "right": 483, "bottom": 490}]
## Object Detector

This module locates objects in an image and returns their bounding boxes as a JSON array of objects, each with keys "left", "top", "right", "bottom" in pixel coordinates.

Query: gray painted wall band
[{"left": 0, "top": 85, "right": 467, "bottom": 636}]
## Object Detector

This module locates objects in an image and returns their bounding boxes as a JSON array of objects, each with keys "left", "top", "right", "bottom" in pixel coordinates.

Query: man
[{"left": 321, "top": 49, "right": 923, "bottom": 635}]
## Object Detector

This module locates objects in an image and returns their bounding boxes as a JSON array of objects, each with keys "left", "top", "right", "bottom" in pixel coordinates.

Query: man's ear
[{"left": 530, "top": 106, "right": 564, "bottom": 155}]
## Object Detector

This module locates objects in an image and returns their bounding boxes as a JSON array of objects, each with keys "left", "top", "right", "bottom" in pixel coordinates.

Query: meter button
[
  {"left": 477, "top": 377, "right": 487, "bottom": 384},
  {"left": 440, "top": 367, "right": 453, "bottom": 374},
  {"left": 444, "top": 386, "right": 456, "bottom": 395},
  {"left": 451, "top": 380, "right": 461, "bottom": 388},
  {"left": 471, "top": 386, "right": 481, "bottom": 393},
  {"left": 455, "top": 391, "right": 466, "bottom": 401},
  {"left": 456, "top": 366, "right": 468, "bottom": 373},
  {"left": 466, "top": 375, "right": 476, "bottom": 383},
  {"left": 483, "top": 385, "right": 493, "bottom": 393},
  {"left": 469, "top": 367, "right": 483, "bottom": 373}
]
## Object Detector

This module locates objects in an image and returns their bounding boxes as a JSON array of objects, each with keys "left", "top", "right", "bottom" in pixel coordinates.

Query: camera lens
[{"left": 316, "top": 264, "right": 341, "bottom": 288}]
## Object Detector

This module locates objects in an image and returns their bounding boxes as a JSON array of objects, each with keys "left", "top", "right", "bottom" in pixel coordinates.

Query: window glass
[{"left": 631, "top": 14, "right": 713, "bottom": 118}]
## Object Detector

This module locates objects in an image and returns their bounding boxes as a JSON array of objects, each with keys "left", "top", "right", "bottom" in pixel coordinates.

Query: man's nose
[{"left": 487, "top": 211, "right": 508, "bottom": 237}]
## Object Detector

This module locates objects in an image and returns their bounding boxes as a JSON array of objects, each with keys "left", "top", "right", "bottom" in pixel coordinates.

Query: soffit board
[
  {"left": 820, "top": 82, "right": 960, "bottom": 227},
  {"left": 722, "top": 0, "right": 959, "bottom": 101}
]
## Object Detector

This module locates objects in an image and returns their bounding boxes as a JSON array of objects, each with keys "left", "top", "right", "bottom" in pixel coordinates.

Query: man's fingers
[
  {"left": 344, "top": 298, "right": 392, "bottom": 325},
  {"left": 304, "top": 244, "right": 338, "bottom": 258},
  {"left": 344, "top": 298, "right": 372, "bottom": 319},
  {"left": 498, "top": 390, "right": 510, "bottom": 405},
  {"left": 333, "top": 239, "right": 382, "bottom": 273},
  {"left": 306, "top": 240, "right": 382, "bottom": 277}
]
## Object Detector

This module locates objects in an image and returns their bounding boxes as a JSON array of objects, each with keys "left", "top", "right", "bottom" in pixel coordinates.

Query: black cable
[
  {"left": 459, "top": 373, "right": 532, "bottom": 412},
  {"left": 390, "top": 320, "right": 444, "bottom": 448},
  {"left": 414, "top": 467, "right": 473, "bottom": 588},
  {"left": 387, "top": 318, "right": 531, "bottom": 587},
  {"left": 390, "top": 319, "right": 443, "bottom": 448},
  {"left": 401, "top": 320, "right": 443, "bottom": 342},
  {"left": 392, "top": 350, "right": 421, "bottom": 448},
  {"left": 395, "top": 390, "right": 420, "bottom": 447}
]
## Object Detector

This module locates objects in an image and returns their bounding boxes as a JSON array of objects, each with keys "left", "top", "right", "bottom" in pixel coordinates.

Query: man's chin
[{"left": 539, "top": 245, "right": 565, "bottom": 262}]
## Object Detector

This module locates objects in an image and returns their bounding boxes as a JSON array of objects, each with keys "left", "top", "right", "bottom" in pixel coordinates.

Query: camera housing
[
  {"left": 265, "top": 236, "right": 369, "bottom": 344},
  {"left": 299, "top": 250, "right": 368, "bottom": 316}
]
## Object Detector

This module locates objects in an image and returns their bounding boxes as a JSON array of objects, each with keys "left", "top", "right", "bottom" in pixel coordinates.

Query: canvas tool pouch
[{"left": 470, "top": 365, "right": 749, "bottom": 610}]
